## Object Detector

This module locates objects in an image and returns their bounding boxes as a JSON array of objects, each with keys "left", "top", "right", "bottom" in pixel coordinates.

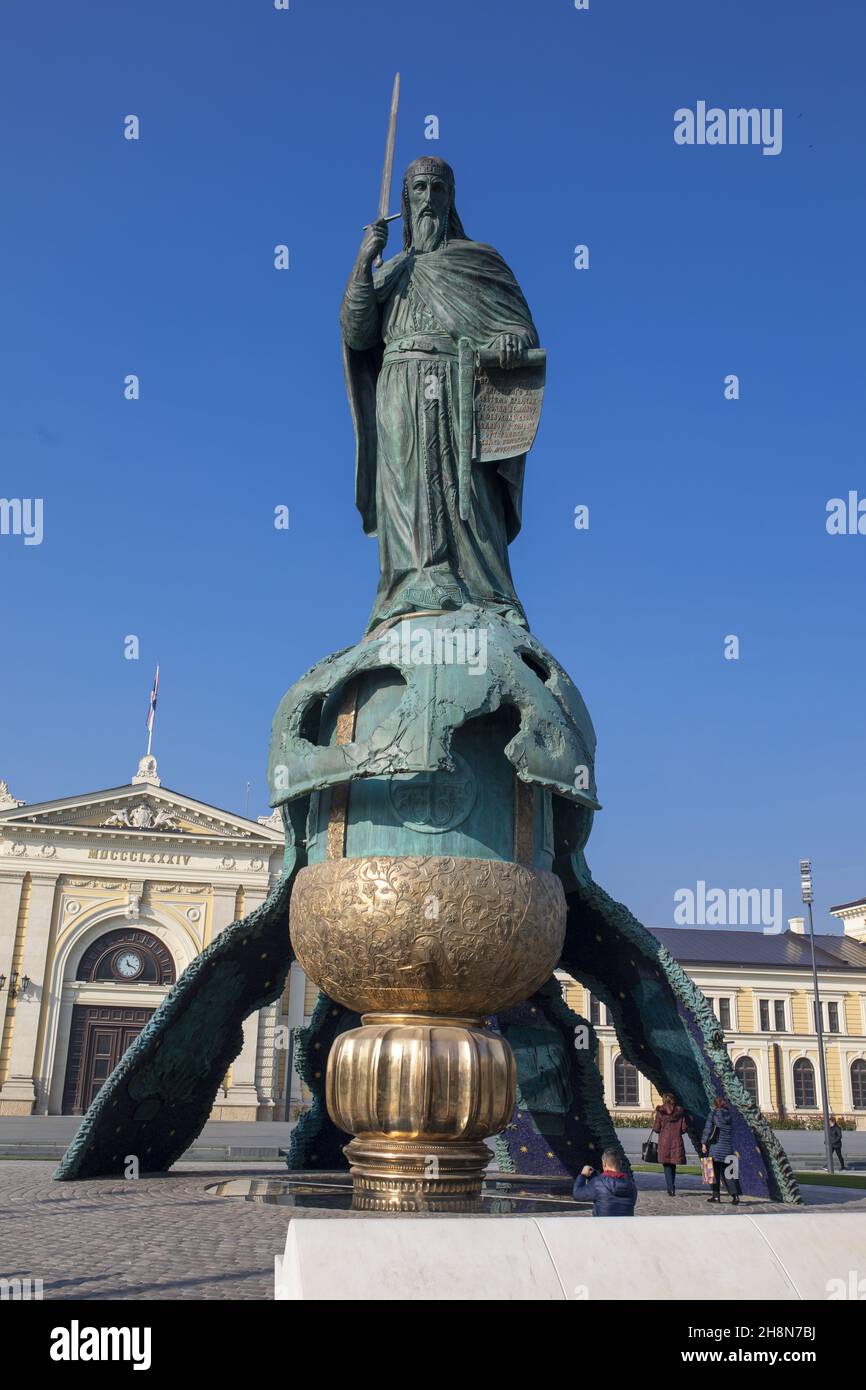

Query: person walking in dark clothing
[
  {"left": 701, "top": 1097, "right": 740, "bottom": 1205},
  {"left": 653, "top": 1091, "right": 688, "bottom": 1196},
  {"left": 573, "top": 1149, "right": 638, "bottom": 1216},
  {"left": 829, "top": 1116, "right": 846, "bottom": 1170}
]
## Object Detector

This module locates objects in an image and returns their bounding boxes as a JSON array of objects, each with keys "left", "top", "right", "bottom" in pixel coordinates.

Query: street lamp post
[{"left": 800, "top": 859, "right": 834, "bottom": 1173}]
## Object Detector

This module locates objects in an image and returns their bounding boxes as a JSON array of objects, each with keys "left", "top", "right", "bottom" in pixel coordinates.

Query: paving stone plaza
[{"left": 1, "top": 1157, "right": 863, "bottom": 1302}]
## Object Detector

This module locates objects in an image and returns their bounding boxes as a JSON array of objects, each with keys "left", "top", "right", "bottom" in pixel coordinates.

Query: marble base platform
[{"left": 275, "top": 1211, "right": 866, "bottom": 1301}]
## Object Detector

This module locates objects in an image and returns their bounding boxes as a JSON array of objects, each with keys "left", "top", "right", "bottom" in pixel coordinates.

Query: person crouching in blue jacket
[{"left": 573, "top": 1149, "right": 637, "bottom": 1216}]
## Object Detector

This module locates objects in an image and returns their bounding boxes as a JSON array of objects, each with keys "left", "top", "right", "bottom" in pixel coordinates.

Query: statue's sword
[{"left": 374, "top": 72, "right": 400, "bottom": 269}]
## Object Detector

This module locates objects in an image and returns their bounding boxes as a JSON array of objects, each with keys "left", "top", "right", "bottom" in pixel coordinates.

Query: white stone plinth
[{"left": 274, "top": 1213, "right": 866, "bottom": 1301}]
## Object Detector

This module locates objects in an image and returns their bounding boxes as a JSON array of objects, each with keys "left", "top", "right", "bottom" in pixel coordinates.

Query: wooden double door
[{"left": 62, "top": 1005, "right": 153, "bottom": 1114}]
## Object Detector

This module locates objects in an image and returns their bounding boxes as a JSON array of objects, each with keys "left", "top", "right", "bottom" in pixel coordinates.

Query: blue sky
[{"left": 1, "top": 0, "right": 863, "bottom": 933}]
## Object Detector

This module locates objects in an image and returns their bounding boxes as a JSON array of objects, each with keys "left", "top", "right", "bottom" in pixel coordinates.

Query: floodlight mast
[{"left": 801, "top": 860, "right": 834, "bottom": 1172}]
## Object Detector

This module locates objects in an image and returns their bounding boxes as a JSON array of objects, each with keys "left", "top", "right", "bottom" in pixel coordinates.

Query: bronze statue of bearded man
[{"left": 341, "top": 156, "right": 540, "bottom": 632}]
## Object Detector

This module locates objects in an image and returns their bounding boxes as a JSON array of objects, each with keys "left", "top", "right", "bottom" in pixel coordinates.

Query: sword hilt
[
  {"left": 364, "top": 211, "right": 402, "bottom": 269},
  {"left": 363, "top": 213, "right": 402, "bottom": 230}
]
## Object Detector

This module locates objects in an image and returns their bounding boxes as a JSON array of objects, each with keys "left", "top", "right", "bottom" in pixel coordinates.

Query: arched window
[
  {"left": 614, "top": 1054, "right": 639, "bottom": 1106},
  {"left": 735, "top": 1055, "right": 759, "bottom": 1105},
  {"left": 793, "top": 1057, "right": 816, "bottom": 1109},
  {"left": 76, "top": 928, "right": 175, "bottom": 986},
  {"left": 851, "top": 1059, "right": 866, "bottom": 1110}
]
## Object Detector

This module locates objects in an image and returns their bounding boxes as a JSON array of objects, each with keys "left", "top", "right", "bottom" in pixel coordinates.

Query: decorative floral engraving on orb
[
  {"left": 388, "top": 755, "right": 477, "bottom": 833},
  {"left": 289, "top": 854, "right": 566, "bottom": 1016}
]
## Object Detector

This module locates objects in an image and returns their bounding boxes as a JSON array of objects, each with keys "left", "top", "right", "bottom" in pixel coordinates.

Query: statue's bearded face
[{"left": 407, "top": 172, "right": 451, "bottom": 252}]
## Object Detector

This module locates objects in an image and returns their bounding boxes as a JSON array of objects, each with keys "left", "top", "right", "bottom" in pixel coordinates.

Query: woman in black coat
[{"left": 701, "top": 1096, "right": 740, "bottom": 1204}]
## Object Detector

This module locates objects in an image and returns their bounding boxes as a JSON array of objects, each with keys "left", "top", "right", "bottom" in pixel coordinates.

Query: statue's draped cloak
[{"left": 341, "top": 240, "right": 538, "bottom": 628}]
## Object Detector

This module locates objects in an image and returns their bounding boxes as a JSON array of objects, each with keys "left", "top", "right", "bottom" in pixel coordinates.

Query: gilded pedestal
[
  {"left": 327, "top": 1013, "right": 515, "bottom": 1210},
  {"left": 290, "top": 850, "right": 565, "bottom": 1209}
]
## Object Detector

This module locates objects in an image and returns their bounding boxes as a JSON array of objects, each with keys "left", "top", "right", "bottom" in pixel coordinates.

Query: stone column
[
  {"left": 0, "top": 872, "right": 25, "bottom": 979},
  {"left": 255, "top": 1001, "right": 279, "bottom": 1120},
  {"left": 602, "top": 1042, "right": 614, "bottom": 1111},
  {"left": 209, "top": 885, "right": 238, "bottom": 945},
  {"left": 0, "top": 872, "right": 59, "bottom": 1114},
  {"left": 0, "top": 873, "right": 26, "bottom": 1112},
  {"left": 46, "top": 991, "right": 76, "bottom": 1114},
  {"left": 227, "top": 886, "right": 269, "bottom": 1119},
  {"left": 756, "top": 1045, "right": 773, "bottom": 1112},
  {"left": 209, "top": 884, "right": 264, "bottom": 1120},
  {"left": 216, "top": 1015, "right": 259, "bottom": 1119}
]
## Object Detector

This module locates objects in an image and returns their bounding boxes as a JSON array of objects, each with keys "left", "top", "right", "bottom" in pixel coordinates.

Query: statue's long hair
[{"left": 401, "top": 161, "right": 468, "bottom": 250}]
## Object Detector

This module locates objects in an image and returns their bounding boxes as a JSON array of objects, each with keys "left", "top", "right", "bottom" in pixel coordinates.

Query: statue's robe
[{"left": 341, "top": 239, "right": 538, "bottom": 631}]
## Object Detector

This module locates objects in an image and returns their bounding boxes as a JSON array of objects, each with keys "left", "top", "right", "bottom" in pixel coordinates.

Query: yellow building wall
[
  {"left": 737, "top": 987, "right": 755, "bottom": 1034},
  {"left": 768, "top": 1044, "right": 780, "bottom": 1112},
  {"left": 791, "top": 992, "right": 811, "bottom": 1034},
  {"left": 845, "top": 992, "right": 862, "bottom": 1034},
  {"left": 825, "top": 1045, "right": 844, "bottom": 1112},
  {"left": 563, "top": 981, "right": 583, "bottom": 1016}
]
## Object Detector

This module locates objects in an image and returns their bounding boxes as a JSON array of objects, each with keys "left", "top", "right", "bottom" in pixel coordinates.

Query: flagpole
[{"left": 146, "top": 664, "right": 159, "bottom": 757}]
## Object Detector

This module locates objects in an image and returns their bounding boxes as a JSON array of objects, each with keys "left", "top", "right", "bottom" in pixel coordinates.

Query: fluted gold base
[
  {"left": 345, "top": 1139, "right": 494, "bottom": 1211},
  {"left": 327, "top": 1012, "right": 517, "bottom": 1212}
]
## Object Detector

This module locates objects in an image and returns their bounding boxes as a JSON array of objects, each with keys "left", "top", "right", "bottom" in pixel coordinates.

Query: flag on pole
[{"left": 146, "top": 665, "right": 159, "bottom": 733}]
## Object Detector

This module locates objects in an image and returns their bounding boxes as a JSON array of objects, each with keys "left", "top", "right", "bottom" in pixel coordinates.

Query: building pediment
[{"left": 0, "top": 783, "right": 284, "bottom": 848}]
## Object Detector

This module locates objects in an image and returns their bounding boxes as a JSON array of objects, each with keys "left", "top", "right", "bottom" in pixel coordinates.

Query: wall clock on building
[
  {"left": 112, "top": 950, "right": 144, "bottom": 980},
  {"left": 78, "top": 929, "right": 175, "bottom": 987}
]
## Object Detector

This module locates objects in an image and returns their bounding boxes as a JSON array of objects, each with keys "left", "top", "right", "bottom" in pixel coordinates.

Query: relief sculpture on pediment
[{"left": 101, "top": 800, "right": 181, "bottom": 831}]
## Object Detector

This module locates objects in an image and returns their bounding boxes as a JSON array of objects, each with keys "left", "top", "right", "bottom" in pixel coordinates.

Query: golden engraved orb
[{"left": 289, "top": 854, "right": 566, "bottom": 1016}]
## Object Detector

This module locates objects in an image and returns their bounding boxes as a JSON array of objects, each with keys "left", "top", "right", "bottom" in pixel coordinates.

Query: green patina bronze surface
[
  {"left": 343, "top": 156, "right": 540, "bottom": 633},
  {"left": 57, "top": 150, "right": 799, "bottom": 1203},
  {"left": 268, "top": 608, "right": 599, "bottom": 816}
]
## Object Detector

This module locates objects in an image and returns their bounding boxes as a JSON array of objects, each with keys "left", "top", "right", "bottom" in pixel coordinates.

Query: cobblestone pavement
[{"left": 1, "top": 1162, "right": 864, "bottom": 1301}]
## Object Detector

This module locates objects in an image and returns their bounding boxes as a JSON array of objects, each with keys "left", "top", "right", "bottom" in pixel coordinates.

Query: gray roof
[{"left": 653, "top": 927, "right": 866, "bottom": 972}]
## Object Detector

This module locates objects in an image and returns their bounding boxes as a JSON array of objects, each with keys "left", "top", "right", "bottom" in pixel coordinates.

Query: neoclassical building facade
[
  {"left": 561, "top": 914, "right": 866, "bottom": 1128},
  {"left": 0, "top": 760, "right": 308, "bottom": 1120}
]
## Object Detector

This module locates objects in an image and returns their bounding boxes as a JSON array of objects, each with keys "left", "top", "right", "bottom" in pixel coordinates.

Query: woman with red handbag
[{"left": 652, "top": 1091, "right": 688, "bottom": 1196}]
